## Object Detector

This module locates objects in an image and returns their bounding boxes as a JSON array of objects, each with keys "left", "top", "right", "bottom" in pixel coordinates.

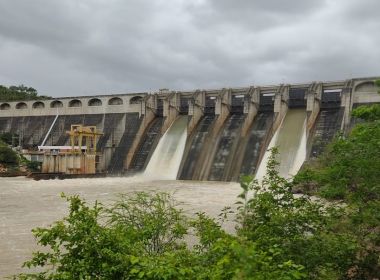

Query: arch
[
  {"left": 16, "top": 102, "right": 27, "bottom": 109},
  {"left": 50, "top": 100, "right": 63, "bottom": 108},
  {"left": 129, "top": 96, "right": 143, "bottom": 104},
  {"left": 0, "top": 103, "right": 10, "bottom": 110},
  {"left": 108, "top": 97, "right": 123, "bottom": 105},
  {"left": 355, "top": 81, "right": 376, "bottom": 93},
  {"left": 88, "top": 98, "right": 102, "bottom": 106},
  {"left": 32, "top": 101, "right": 45, "bottom": 109},
  {"left": 68, "top": 99, "right": 82, "bottom": 107}
]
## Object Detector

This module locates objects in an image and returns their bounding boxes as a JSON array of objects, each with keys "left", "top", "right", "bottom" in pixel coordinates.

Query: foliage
[
  {"left": 297, "top": 115, "right": 380, "bottom": 203},
  {"left": 107, "top": 192, "right": 188, "bottom": 255},
  {"left": 376, "top": 79, "right": 380, "bottom": 89},
  {"left": 351, "top": 104, "right": 380, "bottom": 122},
  {"left": 295, "top": 106, "right": 380, "bottom": 279},
  {"left": 0, "top": 132, "right": 15, "bottom": 145},
  {"left": 15, "top": 190, "right": 307, "bottom": 280},
  {"left": 26, "top": 160, "right": 40, "bottom": 172},
  {"left": 237, "top": 148, "right": 358, "bottom": 279},
  {"left": 0, "top": 146, "right": 19, "bottom": 165},
  {"left": 0, "top": 85, "right": 49, "bottom": 101}
]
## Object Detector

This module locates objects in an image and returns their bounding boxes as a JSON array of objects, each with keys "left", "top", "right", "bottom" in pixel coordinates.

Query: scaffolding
[{"left": 67, "top": 124, "right": 103, "bottom": 154}]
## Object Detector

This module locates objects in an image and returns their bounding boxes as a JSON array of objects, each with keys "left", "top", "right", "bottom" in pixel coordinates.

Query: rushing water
[
  {"left": 255, "top": 129, "right": 279, "bottom": 182},
  {"left": 276, "top": 109, "right": 307, "bottom": 178},
  {"left": 144, "top": 116, "right": 188, "bottom": 180},
  {"left": 0, "top": 176, "right": 240, "bottom": 277},
  {"left": 255, "top": 109, "right": 307, "bottom": 180}
]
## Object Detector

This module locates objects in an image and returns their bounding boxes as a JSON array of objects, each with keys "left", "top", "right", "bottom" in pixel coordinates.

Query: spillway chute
[
  {"left": 255, "top": 109, "right": 307, "bottom": 181},
  {"left": 143, "top": 116, "right": 188, "bottom": 180}
]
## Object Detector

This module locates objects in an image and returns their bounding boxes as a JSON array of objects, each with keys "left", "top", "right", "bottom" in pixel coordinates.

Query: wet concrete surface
[{"left": 0, "top": 176, "right": 240, "bottom": 278}]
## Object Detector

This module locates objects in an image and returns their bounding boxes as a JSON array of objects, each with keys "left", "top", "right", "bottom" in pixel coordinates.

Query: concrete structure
[{"left": 0, "top": 76, "right": 379, "bottom": 180}]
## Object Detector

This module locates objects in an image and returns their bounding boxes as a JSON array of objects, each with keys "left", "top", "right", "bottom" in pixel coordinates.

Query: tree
[
  {"left": 295, "top": 105, "right": 380, "bottom": 278},
  {"left": 0, "top": 132, "right": 15, "bottom": 145},
  {"left": 15, "top": 191, "right": 308, "bottom": 280},
  {"left": 0, "top": 84, "right": 49, "bottom": 101},
  {"left": 237, "top": 148, "right": 358, "bottom": 279},
  {"left": 0, "top": 146, "right": 19, "bottom": 165}
]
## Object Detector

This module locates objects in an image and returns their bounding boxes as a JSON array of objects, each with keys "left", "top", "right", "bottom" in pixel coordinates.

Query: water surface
[{"left": 0, "top": 176, "right": 239, "bottom": 277}]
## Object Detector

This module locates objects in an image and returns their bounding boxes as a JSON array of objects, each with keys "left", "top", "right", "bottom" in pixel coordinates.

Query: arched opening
[
  {"left": 129, "top": 96, "right": 143, "bottom": 104},
  {"left": 0, "top": 103, "right": 10, "bottom": 110},
  {"left": 355, "top": 81, "right": 376, "bottom": 93},
  {"left": 68, "top": 99, "right": 82, "bottom": 107},
  {"left": 50, "top": 100, "right": 63, "bottom": 108},
  {"left": 32, "top": 101, "right": 45, "bottom": 109},
  {"left": 108, "top": 97, "right": 123, "bottom": 105},
  {"left": 16, "top": 102, "right": 27, "bottom": 109},
  {"left": 88, "top": 98, "right": 102, "bottom": 106}
]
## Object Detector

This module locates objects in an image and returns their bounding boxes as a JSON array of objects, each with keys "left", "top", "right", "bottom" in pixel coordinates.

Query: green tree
[
  {"left": 0, "top": 146, "right": 19, "bottom": 165},
  {"left": 237, "top": 148, "right": 358, "bottom": 279},
  {"left": 295, "top": 105, "right": 380, "bottom": 278},
  {"left": 352, "top": 104, "right": 380, "bottom": 122},
  {"left": 15, "top": 191, "right": 308, "bottom": 280},
  {"left": 0, "top": 132, "right": 15, "bottom": 145},
  {"left": 0, "top": 84, "right": 49, "bottom": 101}
]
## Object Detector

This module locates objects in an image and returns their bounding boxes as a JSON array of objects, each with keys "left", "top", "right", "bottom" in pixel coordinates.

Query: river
[{"left": 0, "top": 176, "right": 240, "bottom": 278}]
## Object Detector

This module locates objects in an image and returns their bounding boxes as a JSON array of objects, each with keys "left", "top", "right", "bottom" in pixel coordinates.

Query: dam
[{"left": 0, "top": 77, "right": 379, "bottom": 180}]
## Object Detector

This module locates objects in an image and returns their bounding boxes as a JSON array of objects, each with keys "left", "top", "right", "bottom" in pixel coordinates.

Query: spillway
[
  {"left": 234, "top": 111, "right": 274, "bottom": 181},
  {"left": 108, "top": 113, "right": 141, "bottom": 173},
  {"left": 179, "top": 115, "right": 216, "bottom": 180},
  {"left": 129, "top": 117, "right": 164, "bottom": 171},
  {"left": 143, "top": 116, "right": 188, "bottom": 180},
  {"left": 276, "top": 109, "right": 307, "bottom": 178},
  {"left": 256, "top": 109, "right": 307, "bottom": 180},
  {"left": 309, "top": 108, "right": 344, "bottom": 158},
  {"left": 208, "top": 114, "right": 245, "bottom": 181}
]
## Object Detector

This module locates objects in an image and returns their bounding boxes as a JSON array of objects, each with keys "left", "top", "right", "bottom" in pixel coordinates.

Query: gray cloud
[{"left": 0, "top": 0, "right": 379, "bottom": 97}]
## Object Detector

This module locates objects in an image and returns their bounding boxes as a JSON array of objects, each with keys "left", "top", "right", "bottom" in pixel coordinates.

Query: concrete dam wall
[{"left": 0, "top": 77, "right": 379, "bottom": 181}]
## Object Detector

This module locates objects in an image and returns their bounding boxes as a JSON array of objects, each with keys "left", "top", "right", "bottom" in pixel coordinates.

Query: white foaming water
[
  {"left": 289, "top": 119, "right": 307, "bottom": 177},
  {"left": 143, "top": 116, "right": 188, "bottom": 180},
  {"left": 255, "top": 109, "right": 307, "bottom": 181},
  {"left": 254, "top": 129, "right": 279, "bottom": 182}
]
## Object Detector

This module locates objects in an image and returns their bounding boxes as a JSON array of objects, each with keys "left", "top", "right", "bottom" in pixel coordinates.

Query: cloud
[{"left": 0, "top": 0, "right": 379, "bottom": 96}]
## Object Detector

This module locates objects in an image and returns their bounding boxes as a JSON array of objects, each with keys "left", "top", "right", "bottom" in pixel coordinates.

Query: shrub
[{"left": 0, "top": 146, "right": 19, "bottom": 165}]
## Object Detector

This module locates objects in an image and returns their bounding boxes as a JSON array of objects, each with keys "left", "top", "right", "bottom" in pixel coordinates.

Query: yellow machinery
[
  {"left": 67, "top": 125, "right": 103, "bottom": 154},
  {"left": 41, "top": 125, "right": 103, "bottom": 175}
]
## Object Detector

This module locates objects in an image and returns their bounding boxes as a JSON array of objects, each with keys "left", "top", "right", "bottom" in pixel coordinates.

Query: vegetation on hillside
[
  {"left": 0, "top": 139, "right": 19, "bottom": 166},
  {"left": 295, "top": 103, "right": 380, "bottom": 278},
  {"left": 0, "top": 85, "right": 49, "bottom": 101},
  {"left": 0, "top": 136, "right": 39, "bottom": 172},
  {"left": 376, "top": 79, "right": 380, "bottom": 89}
]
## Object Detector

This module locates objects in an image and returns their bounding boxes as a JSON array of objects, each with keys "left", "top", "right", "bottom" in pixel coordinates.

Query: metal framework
[{"left": 67, "top": 125, "right": 103, "bottom": 154}]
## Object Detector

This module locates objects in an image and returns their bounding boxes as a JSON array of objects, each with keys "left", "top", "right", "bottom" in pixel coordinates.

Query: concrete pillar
[
  {"left": 341, "top": 79, "right": 354, "bottom": 131},
  {"left": 162, "top": 91, "right": 180, "bottom": 133},
  {"left": 241, "top": 86, "right": 259, "bottom": 137},
  {"left": 273, "top": 84, "right": 289, "bottom": 132},
  {"left": 188, "top": 90, "right": 205, "bottom": 135},
  {"left": 306, "top": 82, "right": 322, "bottom": 134},
  {"left": 215, "top": 88, "right": 231, "bottom": 118},
  {"left": 126, "top": 94, "right": 158, "bottom": 169},
  {"left": 196, "top": 88, "right": 231, "bottom": 180}
]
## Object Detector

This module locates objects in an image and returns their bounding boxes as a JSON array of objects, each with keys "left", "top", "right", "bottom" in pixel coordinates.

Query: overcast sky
[{"left": 0, "top": 0, "right": 379, "bottom": 97}]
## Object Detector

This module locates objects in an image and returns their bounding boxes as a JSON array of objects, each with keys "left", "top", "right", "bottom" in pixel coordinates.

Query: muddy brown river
[{"left": 0, "top": 176, "right": 240, "bottom": 278}]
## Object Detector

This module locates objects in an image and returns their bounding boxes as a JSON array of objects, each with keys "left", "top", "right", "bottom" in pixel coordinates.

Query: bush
[
  {"left": 26, "top": 161, "right": 40, "bottom": 172},
  {"left": 0, "top": 132, "right": 14, "bottom": 145},
  {"left": 15, "top": 190, "right": 308, "bottom": 280},
  {"left": 0, "top": 146, "right": 19, "bottom": 165}
]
